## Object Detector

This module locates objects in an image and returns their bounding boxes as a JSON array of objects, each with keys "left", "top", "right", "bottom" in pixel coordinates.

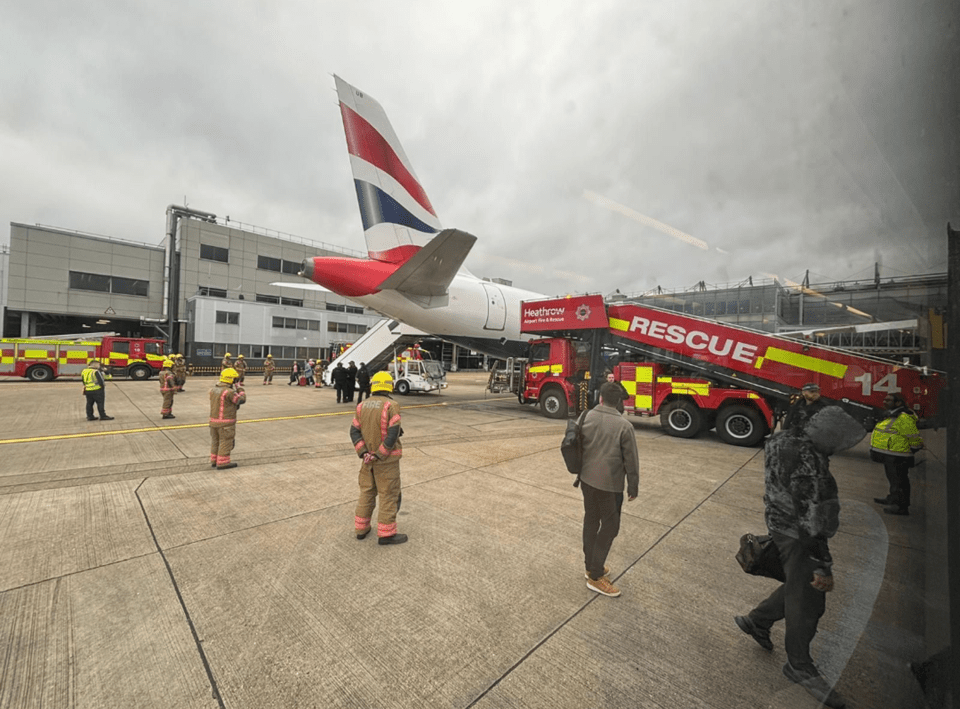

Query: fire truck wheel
[
  {"left": 395, "top": 380, "right": 411, "bottom": 395},
  {"left": 128, "top": 365, "right": 152, "bottom": 381},
  {"left": 540, "top": 387, "right": 568, "bottom": 419},
  {"left": 716, "top": 405, "right": 767, "bottom": 447},
  {"left": 660, "top": 400, "right": 702, "bottom": 438},
  {"left": 27, "top": 365, "right": 55, "bottom": 382}
]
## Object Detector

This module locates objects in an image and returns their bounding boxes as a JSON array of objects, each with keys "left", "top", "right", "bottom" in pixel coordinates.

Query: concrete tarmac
[{"left": 0, "top": 372, "right": 942, "bottom": 708}]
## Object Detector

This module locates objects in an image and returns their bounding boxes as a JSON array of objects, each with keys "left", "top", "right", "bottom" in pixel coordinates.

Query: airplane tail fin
[{"left": 335, "top": 75, "right": 443, "bottom": 264}]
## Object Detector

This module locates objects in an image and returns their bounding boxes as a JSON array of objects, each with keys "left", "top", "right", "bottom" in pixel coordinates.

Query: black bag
[
  {"left": 561, "top": 411, "right": 587, "bottom": 484},
  {"left": 736, "top": 533, "right": 786, "bottom": 582}
]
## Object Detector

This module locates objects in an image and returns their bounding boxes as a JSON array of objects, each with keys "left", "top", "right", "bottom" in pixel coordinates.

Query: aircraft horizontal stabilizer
[{"left": 377, "top": 228, "right": 477, "bottom": 297}]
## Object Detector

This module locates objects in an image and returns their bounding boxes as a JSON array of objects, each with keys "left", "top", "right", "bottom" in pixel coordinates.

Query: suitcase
[{"left": 299, "top": 376, "right": 307, "bottom": 386}]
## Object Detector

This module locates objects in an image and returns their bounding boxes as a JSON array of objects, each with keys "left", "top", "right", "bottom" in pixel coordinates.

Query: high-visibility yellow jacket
[
  {"left": 81, "top": 367, "right": 102, "bottom": 392},
  {"left": 870, "top": 410, "right": 923, "bottom": 457}
]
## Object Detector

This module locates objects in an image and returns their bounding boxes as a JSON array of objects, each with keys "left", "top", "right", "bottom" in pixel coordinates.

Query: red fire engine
[
  {"left": 489, "top": 295, "right": 945, "bottom": 447},
  {"left": 0, "top": 335, "right": 167, "bottom": 382}
]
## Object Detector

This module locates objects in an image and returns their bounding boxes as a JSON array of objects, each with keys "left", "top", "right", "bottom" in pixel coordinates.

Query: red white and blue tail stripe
[{"left": 335, "top": 75, "right": 443, "bottom": 264}]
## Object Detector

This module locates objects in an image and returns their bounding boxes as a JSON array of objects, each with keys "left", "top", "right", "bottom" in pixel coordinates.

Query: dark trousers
[
  {"left": 358, "top": 386, "right": 371, "bottom": 401},
  {"left": 335, "top": 383, "right": 344, "bottom": 402},
  {"left": 581, "top": 481, "right": 623, "bottom": 581},
  {"left": 748, "top": 532, "right": 826, "bottom": 672},
  {"left": 84, "top": 390, "right": 106, "bottom": 419},
  {"left": 883, "top": 455, "right": 912, "bottom": 509}
]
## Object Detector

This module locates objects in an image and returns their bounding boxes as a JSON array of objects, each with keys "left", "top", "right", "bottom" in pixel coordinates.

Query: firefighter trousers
[
  {"left": 161, "top": 391, "right": 174, "bottom": 415},
  {"left": 355, "top": 458, "right": 402, "bottom": 537},
  {"left": 210, "top": 423, "right": 237, "bottom": 467}
]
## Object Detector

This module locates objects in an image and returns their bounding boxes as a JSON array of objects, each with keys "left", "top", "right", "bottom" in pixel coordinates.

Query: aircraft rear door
[{"left": 482, "top": 283, "right": 506, "bottom": 331}]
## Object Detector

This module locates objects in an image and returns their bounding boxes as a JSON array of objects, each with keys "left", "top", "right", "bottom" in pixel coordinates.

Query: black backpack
[{"left": 561, "top": 411, "right": 588, "bottom": 486}]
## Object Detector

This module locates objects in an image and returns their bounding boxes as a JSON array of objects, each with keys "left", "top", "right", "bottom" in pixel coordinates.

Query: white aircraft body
[{"left": 295, "top": 75, "right": 545, "bottom": 359}]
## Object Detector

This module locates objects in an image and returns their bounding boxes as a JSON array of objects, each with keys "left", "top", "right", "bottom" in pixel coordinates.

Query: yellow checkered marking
[
  {"left": 23, "top": 350, "right": 50, "bottom": 359},
  {"left": 635, "top": 395, "right": 653, "bottom": 409},
  {"left": 756, "top": 347, "right": 848, "bottom": 378},
  {"left": 671, "top": 382, "right": 710, "bottom": 396}
]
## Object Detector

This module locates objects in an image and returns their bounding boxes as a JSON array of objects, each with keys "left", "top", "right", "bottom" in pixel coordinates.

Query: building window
[
  {"left": 271, "top": 316, "right": 321, "bottom": 331},
  {"left": 272, "top": 316, "right": 285, "bottom": 328},
  {"left": 200, "top": 244, "right": 229, "bottom": 262},
  {"left": 198, "top": 286, "right": 227, "bottom": 298},
  {"left": 111, "top": 276, "right": 149, "bottom": 297},
  {"left": 69, "top": 271, "right": 149, "bottom": 297},
  {"left": 284, "top": 318, "right": 298, "bottom": 329},
  {"left": 346, "top": 305, "right": 364, "bottom": 315},
  {"left": 326, "top": 303, "right": 345, "bottom": 312},
  {"left": 327, "top": 322, "right": 368, "bottom": 334},
  {"left": 307, "top": 320, "right": 320, "bottom": 331},
  {"left": 282, "top": 260, "right": 301, "bottom": 275},
  {"left": 257, "top": 255, "right": 281, "bottom": 272},
  {"left": 216, "top": 311, "right": 239, "bottom": 325},
  {"left": 256, "top": 294, "right": 281, "bottom": 304},
  {"left": 280, "top": 296, "right": 303, "bottom": 307}
]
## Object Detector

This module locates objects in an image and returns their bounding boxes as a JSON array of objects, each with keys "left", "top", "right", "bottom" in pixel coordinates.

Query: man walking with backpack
[{"left": 579, "top": 381, "right": 639, "bottom": 597}]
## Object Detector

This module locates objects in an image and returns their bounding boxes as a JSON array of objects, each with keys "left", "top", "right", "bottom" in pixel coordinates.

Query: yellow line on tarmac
[{"left": 0, "top": 396, "right": 513, "bottom": 445}]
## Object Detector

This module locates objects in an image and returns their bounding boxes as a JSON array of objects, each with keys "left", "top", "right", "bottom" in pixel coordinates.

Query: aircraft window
[
  {"left": 200, "top": 244, "right": 229, "bottom": 263},
  {"left": 257, "top": 255, "right": 281, "bottom": 272}
]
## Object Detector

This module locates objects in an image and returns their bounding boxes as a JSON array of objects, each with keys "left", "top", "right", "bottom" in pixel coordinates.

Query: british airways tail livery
[{"left": 298, "top": 75, "right": 544, "bottom": 359}]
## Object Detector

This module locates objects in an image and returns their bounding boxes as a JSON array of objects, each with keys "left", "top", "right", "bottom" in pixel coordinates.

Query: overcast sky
[{"left": 2, "top": 1, "right": 957, "bottom": 298}]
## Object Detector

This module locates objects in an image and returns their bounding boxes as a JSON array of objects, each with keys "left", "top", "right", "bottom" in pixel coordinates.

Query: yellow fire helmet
[
  {"left": 161, "top": 359, "right": 174, "bottom": 368},
  {"left": 220, "top": 367, "right": 240, "bottom": 384},
  {"left": 370, "top": 370, "right": 394, "bottom": 394},
  {"left": 224, "top": 352, "right": 232, "bottom": 358},
  {"left": 237, "top": 354, "right": 244, "bottom": 358},
  {"left": 266, "top": 354, "right": 273, "bottom": 358}
]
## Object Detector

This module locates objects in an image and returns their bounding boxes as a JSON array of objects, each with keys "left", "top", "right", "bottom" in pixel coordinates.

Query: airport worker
[
  {"left": 173, "top": 354, "right": 187, "bottom": 392},
  {"left": 346, "top": 361, "right": 358, "bottom": 402},
  {"left": 81, "top": 359, "right": 114, "bottom": 421},
  {"left": 159, "top": 359, "right": 177, "bottom": 419},
  {"left": 870, "top": 393, "right": 924, "bottom": 516},
  {"left": 782, "top": 382, "right": 828, "bottom": 434},
  {"left": 234, "top": 354, "right": 247, "bottom": 383},
  {"left": 221, "top": 352, "right": 233, "bottom": 371},
  {"left": 350, "top": 371, "right": 407, "bottom": 545},
  {"left": 332, "top": 362, "right": 348, "bottom": 402},
  {"left": 604, "top": 371, "right": 628, "bottom": 414},
  {"left": 356, "top": 363, "right": 371, "bottom": 401},
  {"left": 734, "top": 407, "right": 862, "bottom": 709},
  {"left": 209, "top": 367, "right": 246, "bottom": 470},
  {"left": 263, "top": 354, "right": 275, "bottom": 385},
  {"left": 579, "top": 381, "right": 639, "bottom": 597}
]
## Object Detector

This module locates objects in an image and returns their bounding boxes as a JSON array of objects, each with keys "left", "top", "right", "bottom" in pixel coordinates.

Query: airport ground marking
[{"left": 0, "top": 396, "right": 515, "bottom": 445}]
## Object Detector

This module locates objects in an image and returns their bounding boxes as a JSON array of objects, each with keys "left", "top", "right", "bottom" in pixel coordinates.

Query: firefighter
[
  {"left": 80, "top": 359, "right": 114, "bottom": 421},
  {"left": 234, "top": 354, "right": 247, "bottom": 383},
  {"left": 209, "top": 367, "right": 245, "bottom": 470},
  {"left": 159, "top": 359, "right": 177, "bottom": 419},
  {"left": 221, "top": 352, "right": 233, "bottom": 371},
  {"left": 173, "top": 354, "right": 187, "bottom": 392},
  {"left": 350, "top": 370, "right": 407, "bottom": 545},
  {"left": 263, "top": 354, "right": 275, "bottom": 385}
]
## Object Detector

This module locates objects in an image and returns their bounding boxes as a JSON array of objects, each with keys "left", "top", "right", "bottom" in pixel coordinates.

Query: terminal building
[
  {"left": 2, "top": 209, "right": 948, "bottom": 372},
  {"left": 2, "top": 207, "right": 384, "bottom": 368}
]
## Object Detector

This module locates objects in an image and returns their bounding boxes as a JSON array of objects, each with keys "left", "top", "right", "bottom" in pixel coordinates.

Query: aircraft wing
[
  {"left": 377, "top": 228, "right": 477, "bottom": 297},
  {"left": 270, "top": 281, "right": 331, "bottom": 292}
]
